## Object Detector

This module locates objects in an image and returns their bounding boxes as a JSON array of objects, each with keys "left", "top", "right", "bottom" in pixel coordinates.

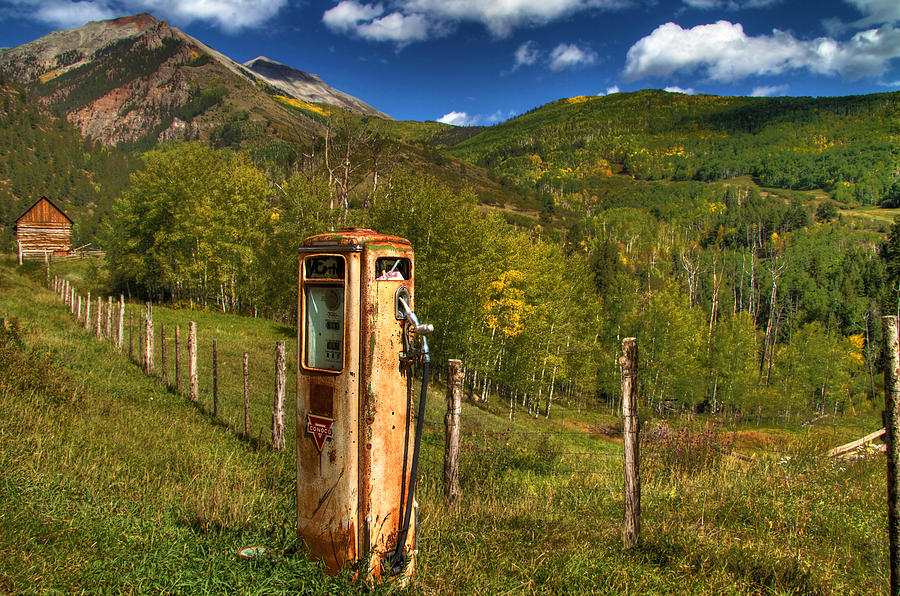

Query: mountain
[
  {"left": 0, "top": 14, "right": 385, "bottom": 147},
  {"left": 243, "top": 56, "right": 389, "bottom": 119}
]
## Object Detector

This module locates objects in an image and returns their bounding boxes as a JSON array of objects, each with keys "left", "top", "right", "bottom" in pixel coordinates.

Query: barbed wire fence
[{"left": 50, "top": 275, "right": 290, "bottom": 452}]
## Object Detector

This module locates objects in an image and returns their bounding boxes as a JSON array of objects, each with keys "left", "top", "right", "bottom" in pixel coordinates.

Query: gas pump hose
[{"left": 391, "top": 354, "right": 429, "bottom": 574}]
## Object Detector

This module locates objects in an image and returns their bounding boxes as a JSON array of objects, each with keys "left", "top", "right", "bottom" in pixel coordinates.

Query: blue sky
[{"left": 0, "top": 0, "right": 898, "bottom": 124}]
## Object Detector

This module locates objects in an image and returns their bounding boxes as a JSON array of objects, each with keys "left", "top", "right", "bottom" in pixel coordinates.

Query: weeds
[{"left": 642, "top": 418, "right": 731, "bottom": 477}]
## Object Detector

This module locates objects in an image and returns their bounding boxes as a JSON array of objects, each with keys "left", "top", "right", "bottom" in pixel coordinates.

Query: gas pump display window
[
  {"left": 375, "top": 257, "right": 410, "bottom": 281},
  {"left": 303, "top": 255, "right": 345, "bottom": 372}
]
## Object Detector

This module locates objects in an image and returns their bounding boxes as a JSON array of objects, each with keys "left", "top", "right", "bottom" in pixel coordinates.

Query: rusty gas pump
[{"left": 296, "top": 229, "right": 432, "bottom": 581}]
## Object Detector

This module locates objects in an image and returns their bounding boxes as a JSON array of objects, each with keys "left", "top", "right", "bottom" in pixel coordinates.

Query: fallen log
[{"left": 828, "top": 428, "right": 886, "bottom": 457}]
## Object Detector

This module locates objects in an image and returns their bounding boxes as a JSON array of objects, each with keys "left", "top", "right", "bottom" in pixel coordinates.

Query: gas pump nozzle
[{"left": 397, "top": 296, "right": 432, "bottom": 362}]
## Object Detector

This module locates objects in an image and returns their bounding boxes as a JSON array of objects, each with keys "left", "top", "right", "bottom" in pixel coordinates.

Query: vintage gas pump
[{"left": 296, "top": 229, "right": 432, "bottom": 580}]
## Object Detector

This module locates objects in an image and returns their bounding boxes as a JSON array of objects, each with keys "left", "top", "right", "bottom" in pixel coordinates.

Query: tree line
[{"left": 101, "top": 138, "right": 897, "bottom": 421}]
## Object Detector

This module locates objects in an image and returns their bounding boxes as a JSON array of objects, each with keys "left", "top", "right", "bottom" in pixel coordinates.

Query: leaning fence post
[
  {"left": 620, "top": 337, "right": 641, "bottom": 549},
  {"left": 883, "top": 316, "right": 900, "bottom": 596},
  {"left": 189, "top": 322, "right": 198, "bottom": 402},
  {"left": 444, "top": 359, "right": 463, "bottom": 505},
  {"left": 272, "top": 341, "right": 286, "bottom": 451},
  {"left": 243, "top": 352, "right": 250, "bottom": 436},
  {"left": 212, "top": 339, "right": 219, "bottom": 419}
]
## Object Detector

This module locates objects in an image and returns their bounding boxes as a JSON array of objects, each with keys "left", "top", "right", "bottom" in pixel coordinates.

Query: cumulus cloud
[
  {"left": 438, "top": 111, "right": 476, "bottom": 126},
  {"left": 548, "top": 42, "right": 598, "bottom": 70},
  {"left": 438, "top": 108, "right": 516, "bottom": 126},
  {"left": 682, "top": 0, "right": 781, "bottom": 9},
  {"left": 513, "top": 40, "right": 540, "bottom": 70},
  {"left": 1, "top": 0, "right": 290, "bottom": 32},
  {"left": 357, "top": 11, "right": 430, "bottom": 43},
  {"left": 598, "top": 85, "right": 620, "bottom": 94},
  {"left": 664, "top": 85, "right": 695, "bottom": 93},
  {"left": 321, "top": 0, "right": 382, "bottom": 32},
  {"left": 31, "top": 0, "right": 118, "bottom": 29},
  {"left": 323, "top": 0, "right": 629, "bottom": 44},
  {"left": 623, "top": 20, "right": 900, "bottom": 82},
  {"left": 844, "top": 0, "right": 900, "bottom": 27},
  {"left": 750, "top": 84, "right": 789, "bottom": 96}
]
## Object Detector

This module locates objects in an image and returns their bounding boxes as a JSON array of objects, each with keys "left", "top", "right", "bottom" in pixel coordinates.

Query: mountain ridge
[{"left": 0, "top": 13, "right": 387, "bottom": 146}]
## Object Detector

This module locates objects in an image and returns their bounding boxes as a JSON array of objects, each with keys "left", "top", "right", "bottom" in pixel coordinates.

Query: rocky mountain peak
[{"left": 244, "top": 55, "right": 391, "bottom": 119}]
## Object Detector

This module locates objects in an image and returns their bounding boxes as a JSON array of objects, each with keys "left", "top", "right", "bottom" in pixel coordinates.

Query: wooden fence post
[
  {"left": 243, "top": 352, "right": 250, "bottom": 436},
  {"left": 139, "top": 310, "right": 145, "bottom": 366},
  {"left": 883, "top": 316, "right": 900, "bottom": 596},
  {"left": 95, "top": 296, "right": 102, "bottom": 338},
  {"left": 444, "top": 359, "right": 463, "bottom": 505},
  {"left": 272, "top": 341, "right": 286, "bottom": 451},
  {"left": 129, "top": 311, "right": 134, "bottom": 361},
  {"left": 144, "top": 302, "right": 154, "bottom": 375},
  {"left": 107, "top": 296, "right": 113, "bottom": 340},
  {"left": 160, "top": 323, "right": 167, "bottom": 386},
  {"left": 175, "top": 325, "right": 181, "bottom": 395},
  {"left": 117, "top": 295, "right": 124, "bottom": 351},
  {"left": 84, "top": 292, "right": 91, "bottom": 331},
  {"left": 212, "top": 340, "right": 219, "bottom": 418},
  {"left": 189, "top": 322, "right": 198, "bottom": 402},
  {"left": 77, "top": 295, "right": 82, "bottom": 323},
  {"left": 621, "top": 337, "right": 641, "bottom": 549}
]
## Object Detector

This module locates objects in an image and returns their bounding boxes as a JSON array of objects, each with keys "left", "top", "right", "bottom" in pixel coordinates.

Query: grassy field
[{"left": 0, "top": 255, "right": 890, "bottom": 594}]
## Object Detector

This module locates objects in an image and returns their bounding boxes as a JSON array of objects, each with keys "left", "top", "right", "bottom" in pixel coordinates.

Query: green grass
[{"left": 1, "top": 254, "right": 890, "bottom": 594}]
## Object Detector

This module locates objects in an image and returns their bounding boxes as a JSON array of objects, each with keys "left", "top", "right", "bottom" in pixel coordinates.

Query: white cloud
[
  {"left": 878, "top": 80, "right": 900, "bottom": 87},
  {"left": 624, "top": 20, "right": 900, "bottom": 83},
  {"left": 664, "top": 85, "right": 695, "bottom": 93},
  {"left": 845, "top": 0, "right": 900, "bottom": 27},
  {"left": 438, "top": 111, "right": 476, "bottom": 126},
  {"left": 356, "top": 11, "right": 430, "bottom": 42},
  {"left": 548, "top": 42, "right": 597, "bottom": 70},
  {"left": 513, "top": 40, "right": 540, "bottom": 70},
  {"left": 598, "top": 85, "right": 620, "bottom": 94},
  {"left": 438, "top": 108, "right": 516, "bottom": 126},
  {"left": 1, "top": 0, "right": 290, "bottom": 32},
  {"left": 404, "top": 0, "right": 628, "bottom": 37},
  {"left": 486, "top": 109, "right": 517, "bottom": 123},
  {"left": 323, "top": 0, "right": 629, "bottom": 44},
  {"left": 321, "top": 0, "right": 383, "bottom": 32},
  {"left": 32, "top": 1, "right": 117, "bottom": 28},
  {"left": 750, "top": 84, "right": 788, "bottom": 96},
  {"left": 682, "top": 0, "right": 781, "bottom": 9}
]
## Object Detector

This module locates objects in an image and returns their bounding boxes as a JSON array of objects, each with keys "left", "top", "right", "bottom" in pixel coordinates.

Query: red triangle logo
[{"left": 307, "top": 415, "right": 334, "bottom": 451}]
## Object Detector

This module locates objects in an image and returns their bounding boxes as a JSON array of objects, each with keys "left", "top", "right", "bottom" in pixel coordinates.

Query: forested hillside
[
  {"left": 448, "top": 90, "right": 900, "bottom": 210},
  {"left": 0, "top": 77, "right": 136, "bottom": 248}
]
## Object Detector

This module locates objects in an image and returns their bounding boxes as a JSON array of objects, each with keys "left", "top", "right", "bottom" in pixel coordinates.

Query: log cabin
[{"left": 14, "top": 196, "right": 73, "bottom": 265}]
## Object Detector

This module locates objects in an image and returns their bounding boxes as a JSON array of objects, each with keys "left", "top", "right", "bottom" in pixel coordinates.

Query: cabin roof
[{"left": 14, "top": 196, "right": 74, "bottom": 227}]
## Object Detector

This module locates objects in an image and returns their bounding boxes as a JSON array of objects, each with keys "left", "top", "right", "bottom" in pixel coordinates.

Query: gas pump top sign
[{"left": 305, "top": 256, "right": 344, "bottom": 279}]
